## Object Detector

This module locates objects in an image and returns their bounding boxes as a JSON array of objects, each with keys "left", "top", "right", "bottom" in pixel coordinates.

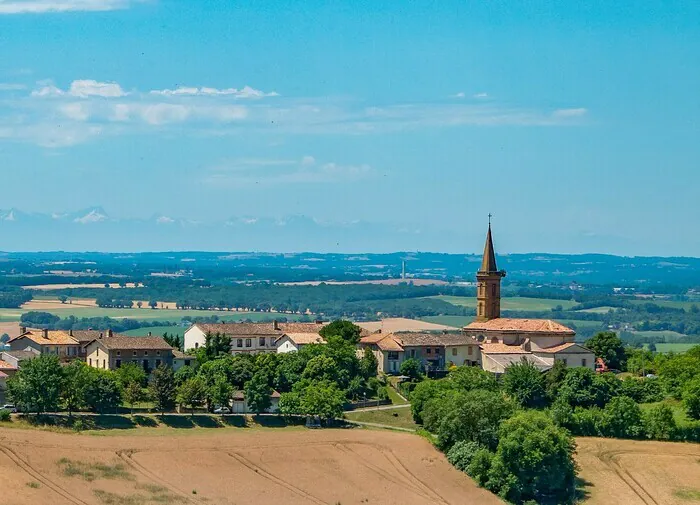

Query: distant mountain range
[{"left": 0, "top": 207, "right": 450, "bottom": 252}]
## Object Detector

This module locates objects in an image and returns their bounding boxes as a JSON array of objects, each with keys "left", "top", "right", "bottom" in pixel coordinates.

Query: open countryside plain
[
  {"left": 432, "top": 295, "right": 578, "bottom": 311},
  {"left": 0, "top": 427, "right": 501, "bottom": 505}
]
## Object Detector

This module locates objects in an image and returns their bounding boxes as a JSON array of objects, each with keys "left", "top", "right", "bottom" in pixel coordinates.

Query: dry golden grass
[{"left": 576, "top": 437, "right": 700, "bottom": 505}]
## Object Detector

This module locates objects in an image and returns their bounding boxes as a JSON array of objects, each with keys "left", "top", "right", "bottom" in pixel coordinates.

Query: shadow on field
[
  {"left": 160, "top": 415, "right": 195, "bottom": 429},
  {"left": 221, "top": 416, "right": 248, "bottom": 428},
  {"left": 575, "top": 476, "right": 593, "bottom": 502}
]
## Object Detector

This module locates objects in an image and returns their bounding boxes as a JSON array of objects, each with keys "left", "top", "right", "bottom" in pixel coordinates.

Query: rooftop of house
[
  {"left": 91, "top": 335, "right": 174, "bottom": 351},
  {"left": 280, "top": 333, "right": 325, "bottom": 345},
  {"left": 194, "top": 321, "right": 327, "bottom": 336},
  {"left": 10, "top": 329, "right": 79, "bottom": 346},
  {"left": 361, "top": 331, "right": 474, "bottom": 351},
  {"left": 172, "top": 350, "right": 195, "bottom": 359},
  {"left": 464, "top": 318, "right": 575, "bottom": 335},
  {"left": 484, "top": 353, "right": 552, "bottom": 371},
  {"left": 533, "top": 342, "right": 590, "bottom": 354},
  {"left": 479, "top": 342, "right": 529, "bottom": 354},
  {"left": 232, "top": 390, "right": 281, "bottom": 401},
  {"left": 0, "top": 359, "right": 16, "bottom": 371}
]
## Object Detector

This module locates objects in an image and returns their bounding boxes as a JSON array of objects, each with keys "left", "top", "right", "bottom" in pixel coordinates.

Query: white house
[
  {"left": 276, "top": 333, "right": 325, "bottom": 353},
  {"left": 231, "top": 390, "right": 281, "bottom": 413}
]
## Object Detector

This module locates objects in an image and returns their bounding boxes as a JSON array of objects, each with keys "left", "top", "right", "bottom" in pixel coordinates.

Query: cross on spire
[{"left": 488, "top": 213, "right": 492, "bottom": 226}]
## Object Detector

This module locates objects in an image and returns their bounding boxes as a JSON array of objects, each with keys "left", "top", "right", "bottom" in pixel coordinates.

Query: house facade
[
  {"left": 184, "top": 321, "right": 327, "bottom": 355},
  {"left": 84, "top": 335, "right": 174, "bottom": 374},
  {"left": 358, "top": 331, "right": 479, "bottom": 373},
  {"left": 275, "top": 333, "right": 325, "bottom": 353},
  {"left": 172, "top": 350, "right": 195, "bottom": 372},
  {"left": 8, "top": 329, "right": 108, "bottom": 360}
]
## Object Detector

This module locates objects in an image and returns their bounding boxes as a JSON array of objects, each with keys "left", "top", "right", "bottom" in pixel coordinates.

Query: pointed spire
[{"left": 480, "top": 220, "right": 498, "bottom": 273}]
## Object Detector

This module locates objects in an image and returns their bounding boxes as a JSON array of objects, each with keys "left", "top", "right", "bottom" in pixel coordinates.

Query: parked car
[
  {"left": 1, "top": 404, "right": 17, "bottom": 413},
  {"left": 213, "top": 406, "right": 231, "bottom": 414}
]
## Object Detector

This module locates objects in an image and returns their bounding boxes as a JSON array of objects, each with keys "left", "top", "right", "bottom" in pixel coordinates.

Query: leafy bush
[
  {"left": 467, "top": 447, "right": 495, "bottom": 487},
  {"left": 558, "top": 368, "right": 619, "bottom": 408},
  {"left": 682, "top": 376, "right": 700, "bottom": 420},
  {"left": 502, "top": 360, "right": 547, "bottom": 408},
  {"left": 446, "top": 440, "right": 482, "bottom": 472},
  {"left": 620, "top": 377, "right": 664, "bottom": 403},
  {"left": 399, "top": 358, "right": 422, "bottom": 381},
  {"left": 599, "top": 396, "right": 645, "bottom": 439},
  {"left": 570, "top": 407, "right": 604, "bottom": 436},
  {"left": 409, "top": 379, "right": 454, "bottom": 424},
  {"left": 0, "top": 409, "right": 11, "bottom": 422},
  {"left": 448, "top": 366, "right": 499, "bottom": 392},
  {"left": 643, "top": 403, "right": 677, "bottom": 440}
]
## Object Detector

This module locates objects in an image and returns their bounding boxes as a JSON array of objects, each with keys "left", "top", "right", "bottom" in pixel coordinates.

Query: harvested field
[
  {"left": 281, "top": 278, "right": 449, "bottom": 286},
  {"left": 0, "top": 321, "right": 21, "bottom": 339},
  {"left": 0, "top": 427, "right": 500, "bottom": 505},
  {"left": 22, "top": 283, "right": 141, "bottom": 290},
  {"left": 576, "top": 437, "right": 700, "bottom": 505}
]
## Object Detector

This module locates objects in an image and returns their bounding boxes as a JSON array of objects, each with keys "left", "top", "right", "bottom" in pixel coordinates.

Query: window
[
  {"left": 237, "top": 339, "right": 243, "bottom": 348},
  {"left": 102, "top": 360, "right": 106, "bottom": 369},
  {"left": 434, "top": 348, "right": 440, "bottom": 354},
  {"left": 562, "top": 358, "right": 567, "bottom": 365},
  {"left": 155, "top": 359, "right": 161, "bottom": 368},
  {"left": 491, "top": 284, "right": 496, "bottom": 296},
  {"left": 426, "top": 348, "right": 431, "bottom": 354},
  {"left": 144, "top": 351, "right": 149, "bottom": 356},
  {"left": 410, "top": 349, "right": 416, "bottom": 358},
  {"left": 194, "top": 342, "right": 199, "bottom": 349},
  {"left": 245, "top": 338, "right": 252, "bottom": 348},
  {"left": 116, "top": 359, "right": 121, "bottom": 368},
  {"left": 184, "top": 360, "right": 191, "bottom": 366},
  {"left": 452, "top": 348, "right": 457, "bottom": 356},
  {"left": 156, "top": 350, "right": 161, "bottom": 356},
  {"left": 388, "top": 351, "right": 399, "bottom": 360},
  {"left": 468, "top": 347, "right": 473, "bottom": 356},
  {"left": 581, "top": 358, "right": 587, "bottom": 367},
  {"left": 259, "top": 337, "right": 266, "bottom": 347},
  {"left": 89, "top": 358, "right": 92, "bottom": 366},
  {"left": 116, "top": 351, "right": 121, "bottom": 357},
  {"left": 96, "top": 348, "right": 99, "bottom": 357}
]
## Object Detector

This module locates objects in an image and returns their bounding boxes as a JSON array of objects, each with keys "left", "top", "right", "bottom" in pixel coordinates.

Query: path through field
[{"left": 0, "top": 427, "right": 502, "bottom": 505}]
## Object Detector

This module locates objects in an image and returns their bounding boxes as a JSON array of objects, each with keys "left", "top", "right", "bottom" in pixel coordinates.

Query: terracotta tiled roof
[
  {"left": 282, "top": 333, "right": 325, "bottom": 345},
  {"left": 0, "top": 359, "right": 17, "bottom": 370},
  {"left": 376, "top": 335, "right": 404, "bottom": 352},
  {"left": 360, "top": 333, "right": 388, "bottom": 344},
  {"left": 0, "top": 371, "right": 8, "bottom": 379},
  {"left": 1, "top": 350, "right": 39, "bottom": 361},
  {"left": 92, "top": 336, "right": 173, "bottom": 351},
  {"left": 70, "top": 330, "right": 105, "bottom": 343},
  {"left": 535, "top": 342, "right": 592, "bottom": 354},
  {"left": 480, "top": 343, "right": 529, "bottom": 354},
  {"left": 172, "top": 350, "right": 195, "bottom": 359},
  {"left": 10, "top": 330, "right": 79, "bottom": 346},
  {"left": 395, "top": 332, "right": 473, "bottom": 347},
  {"left": 195, "top": 321, "right": 326, "bottom": 337},
  {"left": 465, "top": 318, "right": 575, "bottom": 335}
]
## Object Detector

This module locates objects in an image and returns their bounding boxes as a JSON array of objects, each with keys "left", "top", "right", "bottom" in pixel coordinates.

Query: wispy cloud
[
  {"left": 0, "top": 0, "right": 144, "bottom": 14},
  {"left": 0, "top": 78, "right": 588, "bottom": 147},
  {"left": 205, "top": 156, "right": 373, "bottom": 186},
  {"left": 0, "top": 83, "right": 27, "bottom": 91}
]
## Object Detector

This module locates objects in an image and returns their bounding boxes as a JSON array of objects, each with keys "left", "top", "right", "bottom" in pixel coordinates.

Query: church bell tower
[{"left": 475, "top": 217, "right": 506, "bottom": 321}]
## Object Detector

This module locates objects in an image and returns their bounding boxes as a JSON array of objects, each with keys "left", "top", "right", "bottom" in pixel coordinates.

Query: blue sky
[{"left": 0, "top": 0, "right": 698, "bottom": 255}]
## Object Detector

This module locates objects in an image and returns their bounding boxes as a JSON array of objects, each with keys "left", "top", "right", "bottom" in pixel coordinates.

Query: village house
[
  {"left": 275, "top": 332, "right": 325, "bottom": 353},
  {"left": 231, "top": 390, "right": 281, "bottom": 413},
  {"left": 358, "top": 331, "right": 479, "bottom": 373},
  {"left": 8, "top": 328, "right": 107, "bottom": 360},
  {"left": 462, "top": 222, "right": 595, "bottom": 374},
  {"left": 0, "top": 349, "right": 39, "bottom": 369},
  {"left": 84, "top": 334, "right": 174, "bottom": 374},
  {"left": 172, "top": 350, "right": 195, "bottom": 372},
  {"left": 183, "top": 321, "right": 327, "bottom": 354}
]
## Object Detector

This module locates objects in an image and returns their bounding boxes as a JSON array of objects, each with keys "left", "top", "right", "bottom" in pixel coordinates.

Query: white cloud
[
  {"left": 452, "top": 92, "right": 465, "bottom": 98},
  {"left": 33, "top": 79, "right": 126, "bottom": 98},
  {"left": 59, "top": 102, "right": 90, "bottom": 121},
  {"left": 0, "top": 83, "right": 26, "bottom": 91},
  {"left": 473, "top": 92, "right": 488, "bottom": 98},
  {"left": 552, "top": 108, "right": 587, "bottom": 118},
  {"left": 156, "top": 216, "right": 175, "bottom": 224},
  {"left": 150, "top": 85, "right": 278, "bottom": 99},
  {"left": 0, "top": 0, "right": 142, "bottom": 14}
]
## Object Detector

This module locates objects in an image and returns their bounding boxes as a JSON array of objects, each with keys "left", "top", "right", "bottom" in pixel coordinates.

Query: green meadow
[{"left": 433, "top": 295, "right": 577, "bottom": 312}]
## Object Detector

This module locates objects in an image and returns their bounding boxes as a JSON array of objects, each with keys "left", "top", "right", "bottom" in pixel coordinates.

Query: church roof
[
  {"left": 465, "top": 318, "right": 575, "bottom": 335},
  {"left": 479, "top": 224, "right": 499, "bottom": 273}
]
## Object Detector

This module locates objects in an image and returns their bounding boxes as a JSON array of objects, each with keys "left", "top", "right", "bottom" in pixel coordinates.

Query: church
[{"left": 463, "top": 223, "right": 596, "bottom": 373}]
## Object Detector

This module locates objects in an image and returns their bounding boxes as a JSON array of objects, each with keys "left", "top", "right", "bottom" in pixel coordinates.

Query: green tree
[
  {"left": 643, "top": 403, "right": 677, "bottom": 440},
  {"left": 359, "top": 347, "right": 378, "bottom": 379},
  {"left": 448, "top": 366, "right": 498, "bottom": 392},
  {"left": 558, "top": 368, "right": 619, "bottom": 408},
  {"left": 682, "top": 376, "right": 700, "bottom": 420},
  {"left": 115, "top": 362, "right": 147, "bottom": 389},
  {"left": 177, "top": 376, "right": 207, "bottom": 416},
  {"left": 489, "top": 411, "right": 577, "bottom": 504},
  {"left": 123, "top": 381, "right": 146, "bottom": 415},
  {"left": 84, "top": 369, "right": 122, "bottom": 414},
  {"left": 427, "top": 389, "right": 516, "bottom": 451},
  {"left": 546, "top": 360, "right": 568, "bottom": 400},
  {"left": 6, "top": 354, "right": 63, "bottom": 416},
  {"left": 410, "top": 379, "right": 454, "bottom": 424},
  {"left": 586, "top": 331, "right": 626, "bottom": 370},
  {"left": 208, "top": 373, "right": 234, "bottom": 412},
  {"left": 174, "top": 364, "right": 196, "bottom": 386},
  {"left": 299, "top": 380, "right": 346, "bottom": 419},
  {"left": 659, "top": 354, "right": 700, "bottom": 398},
  {"left": 600, "top": 396, "right": 645, "bottom": 439},
  {"left": 149, "top": 365, "right": 176, "bottom": 416},
  {"left": 502, "top": 360, "right": 547, "bottom": 408},
  {"left": 61, "top": 361, "right": 91, "bottom": 416},
  {"left": 318, "top": 319, "right": 362, "bottom": 344},
  {"left": 204, "top": 332, "right": 232, "bottom": 360},
  {"left": 58, "top": 295, "right": 68, "bottom": 304},
  {"left": 245, "top": 372, "right": 273, "bottom": 414},
  {"left": 302, "top": 355, "right": 338, "bottom": 382},
  {"left": 400, "top": 358, "right": 423, "bottom": 381},
  {"left": 163, "top": 332, "right": 182, "bottom": 351},
  {"left": 149, "top": 300, "right": 158, "bottom": 309}
]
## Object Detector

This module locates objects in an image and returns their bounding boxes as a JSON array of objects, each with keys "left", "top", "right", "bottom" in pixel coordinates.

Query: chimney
[
  {"left": 314, "top": 319, "right": 323, "bottom": 325},
  {"left": 43, "top": 328, "right": 49, "bottom": 339},
  {"left": 273, "top": 320, "right": 279, "bottom": 331},
  {"left": 99, "top": 332, "right": 103, "bottom": 339},
  {"left": 107, "top": 329, "right": 113, "bottom": 338},
  {"left": 20, "top": 326, "right": 26, "bottom": 335},
  {"left": 148, "top": 331, "right": 152, "bottom": 337},
  {"left": 69, "top": 329, "right": 73, "bottom": 337}
]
